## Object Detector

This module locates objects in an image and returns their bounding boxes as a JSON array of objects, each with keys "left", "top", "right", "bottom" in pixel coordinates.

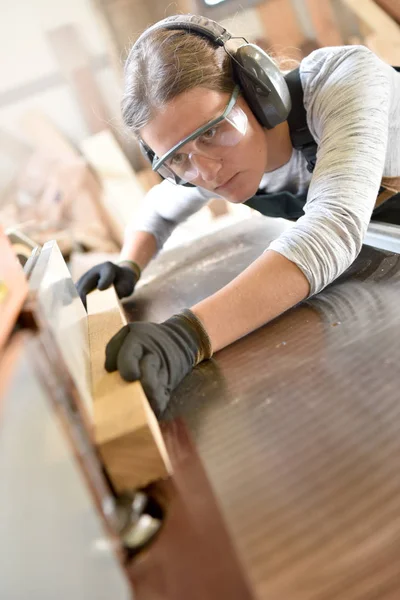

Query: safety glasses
[{"left": 150, "top": 85, "right": 248, "bottom": 185}]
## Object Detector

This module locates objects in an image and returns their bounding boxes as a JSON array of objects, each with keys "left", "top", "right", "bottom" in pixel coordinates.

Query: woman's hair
[{"left": 121, "top": 29, "right": 235, "bottom": 136}]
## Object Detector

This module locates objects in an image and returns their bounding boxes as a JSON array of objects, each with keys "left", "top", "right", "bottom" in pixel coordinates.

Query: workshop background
[{"left": 1, "top": 0, "right": 399, "bottom": 274}]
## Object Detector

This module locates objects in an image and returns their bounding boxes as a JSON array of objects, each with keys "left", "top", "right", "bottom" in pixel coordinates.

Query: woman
[{"left": 77, "top": 14, "right": 400, "bottom": 416}]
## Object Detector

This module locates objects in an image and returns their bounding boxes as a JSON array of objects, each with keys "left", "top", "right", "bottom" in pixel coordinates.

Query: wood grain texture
[
  {"left": 87, "top": 286, "right": 171, "bottom": 492},
  {"left": 124, "top": 222, "right": 400, "bottom": 599},
  {"left": 128, "top": 419, "right": 256, "bottom": 600}
]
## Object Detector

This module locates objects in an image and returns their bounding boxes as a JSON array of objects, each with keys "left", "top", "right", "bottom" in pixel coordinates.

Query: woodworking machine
[{"left": 1, "top": 215, "right": 400, "bottom": 599}]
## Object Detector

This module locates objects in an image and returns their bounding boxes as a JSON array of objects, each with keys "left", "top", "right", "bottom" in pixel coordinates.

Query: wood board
[
  {"left": 304, "top": 0, "right": 344, "bottom": 46},
  {"left": 341, "top": 0, "right": 400, "bottom": 63},
  {"left": 341, "top": 0, "right": 400, "bottom": 40},
  {"left": 257, "top": 0, "right": 307, "bottom": 62},
  {"left": 47, "top": 24, "right": 110, "bottom": 135},
  {"left": 87, "top": 286, "right": 171, "bottom": 492},
  {"left": 81, "top": 129, "right": 145, "bottom": 245},
  {"left": 374, "top": 0, "right": 400, "bottom": 25}
]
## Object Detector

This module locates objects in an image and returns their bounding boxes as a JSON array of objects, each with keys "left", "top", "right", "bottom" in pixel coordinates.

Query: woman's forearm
[
  {"left": 191, "top": 250, "right": 310, "bottom": 352},
  {"left": 119, "top": 230, "right": 158, "bottom": 270}
]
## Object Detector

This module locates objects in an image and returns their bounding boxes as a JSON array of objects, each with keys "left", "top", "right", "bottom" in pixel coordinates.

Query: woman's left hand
[{"left": 105, "top": 310, "right": 212, "bottom": 417}]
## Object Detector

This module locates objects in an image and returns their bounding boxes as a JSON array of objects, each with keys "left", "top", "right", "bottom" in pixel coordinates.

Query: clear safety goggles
[{"left": 150, "top": 85, "right": 248, "bottom": 185}]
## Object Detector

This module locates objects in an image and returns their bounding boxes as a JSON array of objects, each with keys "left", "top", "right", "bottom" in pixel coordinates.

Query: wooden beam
[
  {"left": 257, "top": 0, "right": 308, "bottom": 62},
  {"left": 304, "top": 0, "right": 344, "bottom": 46},
  {"left": 89, "top": 0, "right": 125, "bottom": 78},
  {"left": 341, "top": 0, "right": 400, "bottom": 63},
  {"left": 47, "top": 24, "right": 110, "bottom": 135},
  {"left": 87, "top": 286, "right": 171, "bottom": 492},
  {"left": 340, "top": 0, "right": 400, "bottom": 41},
  {"left": 81, "top": 129, "right": 145, "bottom": 245},
  {"left": 329, "top": 0, "right": 363, "bottom": 45},
  {"left": 373, "top": 0, "right": 400, "bottom": 25}
]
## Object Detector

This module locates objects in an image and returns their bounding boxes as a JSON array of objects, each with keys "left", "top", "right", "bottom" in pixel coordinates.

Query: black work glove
[
  {"left": 76, "top": 260, "right": 141, "bottom": 309},
  {"left": 105, "top": 309, "right": 213, "bottom": 417}
]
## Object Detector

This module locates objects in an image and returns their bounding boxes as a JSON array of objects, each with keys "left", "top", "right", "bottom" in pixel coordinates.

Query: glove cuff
[
  {"left": 179, "top": 308, "right": 213, "bottom": 366},
  {"left": 118, "top": 260, "right": 141, "bottom": 281}
]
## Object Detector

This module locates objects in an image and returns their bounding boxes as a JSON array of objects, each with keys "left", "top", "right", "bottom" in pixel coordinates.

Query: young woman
[{"left": 77, "top": 14, "right": 400, "bottom": 416}]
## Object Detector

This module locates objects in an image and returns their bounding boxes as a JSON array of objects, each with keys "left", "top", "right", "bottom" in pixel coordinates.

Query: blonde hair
[{"left": 121, "top": 28, "right": 235, "bottom": 136}]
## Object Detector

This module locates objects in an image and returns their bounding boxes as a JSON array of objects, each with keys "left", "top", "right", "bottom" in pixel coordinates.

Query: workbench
[{"left": 127, "top": 215, "right": 400, "bottom": 599}]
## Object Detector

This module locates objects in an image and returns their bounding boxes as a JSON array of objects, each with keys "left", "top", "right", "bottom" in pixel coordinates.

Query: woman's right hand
[{"left": 76, "top": 261, "right": 140, "bottom": 309}]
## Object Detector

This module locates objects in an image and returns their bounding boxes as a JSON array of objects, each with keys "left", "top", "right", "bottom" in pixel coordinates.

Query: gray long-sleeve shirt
[{"left": 128, "top": 45, "right": 400, "bottom": 295}]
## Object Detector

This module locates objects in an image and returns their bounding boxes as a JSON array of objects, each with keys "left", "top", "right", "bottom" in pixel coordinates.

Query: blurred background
[{"left": 0, "top": 0, "right": 399, "bottom": 274}]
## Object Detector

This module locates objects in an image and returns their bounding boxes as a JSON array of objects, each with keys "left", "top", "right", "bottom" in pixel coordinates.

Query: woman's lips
[{"left": 215, "top": 172, "right": 239, "bottom": 193}]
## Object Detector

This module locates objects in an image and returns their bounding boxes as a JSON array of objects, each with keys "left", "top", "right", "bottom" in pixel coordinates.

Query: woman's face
[{"left": 140, "top": 86, "right": 291, "bottom": 203}]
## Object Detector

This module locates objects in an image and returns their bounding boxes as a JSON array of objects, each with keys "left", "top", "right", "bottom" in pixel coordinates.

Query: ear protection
[{"left": 132, "top": 14, "right": 292, "bottom": 168}]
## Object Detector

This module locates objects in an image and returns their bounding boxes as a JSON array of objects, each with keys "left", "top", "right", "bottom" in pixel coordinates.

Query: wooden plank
[
  {"left": 47, "top": 24, "right": 109, "bottom": 135},
  {"left": 364, "top": 32, "right": 400, "bottom": 63},
  {"left": 304, "top": 0, "right": 344, "bottom": 46},
  {"left": 341, "top": 0, "right": 400, "bottom": 41},
  {"left": 374, "top": 0, "right": 400, "bottom": 25},
  {"left": 257, "top": 0, "right": 307, "bottom": 62},
  {"left": 341, "top": 0, "right": 400, "bottom": 63},
  {"left": 90, "top": 0, "right": 125, "bottom": 77},
  {"left": 329, "top": 0, "right": 363, "bottom": 45},
  {"left": 46, "top": 21, "right": 145, "bottom": 172},
  {"left": 87, "top": 286, "right": 171, "bottom": 492},
  {"left": 81, "top": 129, "right": 145, "bottom": 245},
  {"left": 0, "top": 227, "right": 28, "bottom": 353}
]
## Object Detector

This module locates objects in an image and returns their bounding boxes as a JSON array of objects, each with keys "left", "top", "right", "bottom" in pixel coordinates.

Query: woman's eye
[
  {"left": 171, "top": 153, "right": 185, "bottom": 166},
  {"left": 201, "top": 127, "right": 217, "bottom": 141}
]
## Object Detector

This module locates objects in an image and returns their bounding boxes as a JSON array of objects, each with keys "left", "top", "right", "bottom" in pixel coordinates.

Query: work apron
[{"left": 244, "top": 180, "right": 400, "bottom": 225}]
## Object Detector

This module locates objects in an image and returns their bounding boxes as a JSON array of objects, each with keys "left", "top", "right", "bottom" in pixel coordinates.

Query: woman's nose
[{"left": 190, "top": 153, "right": 222, "bottom": 182}]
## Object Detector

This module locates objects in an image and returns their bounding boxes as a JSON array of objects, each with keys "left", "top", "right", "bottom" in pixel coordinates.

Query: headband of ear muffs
[{"left": 132, "top": 14, "right": 291, "bottom": 168}]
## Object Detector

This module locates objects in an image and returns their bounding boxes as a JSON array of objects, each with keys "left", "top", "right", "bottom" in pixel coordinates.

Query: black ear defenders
[{"left": 131, "top": 14, "right": 292, "bottom": 170}]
